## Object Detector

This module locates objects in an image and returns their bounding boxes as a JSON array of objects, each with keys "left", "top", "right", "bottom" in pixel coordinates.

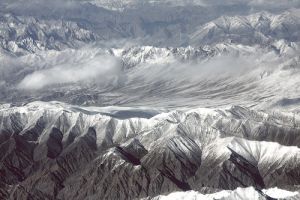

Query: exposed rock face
[{"left": 1, "top": 102, "right": 300, "bottom": 199}]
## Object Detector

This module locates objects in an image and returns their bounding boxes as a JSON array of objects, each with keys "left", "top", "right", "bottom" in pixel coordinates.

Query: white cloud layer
[{"left": 18, "top": 54, "right": 121, "bottom": 90}]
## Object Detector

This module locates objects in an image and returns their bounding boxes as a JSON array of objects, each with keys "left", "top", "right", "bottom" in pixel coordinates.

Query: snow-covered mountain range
[
  {"left": 191, "top": 10, "right": 300, "bottom": 45},
  {"left": 0, "top": 1, "right": 300, "bottom": 199},
  {"left": 0, "top": 13, "right": 97, "bottom": 55},
  {"left": 0, "top": 9, "right": 299, "bottom": 51},
  {"left": 1, "top": 102, "right": 300, "bottom": 199}
]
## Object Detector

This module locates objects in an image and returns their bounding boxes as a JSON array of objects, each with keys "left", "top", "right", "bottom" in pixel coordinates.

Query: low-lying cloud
[{"left": 18, "top": 54, "right": 121, "bottom": 90}]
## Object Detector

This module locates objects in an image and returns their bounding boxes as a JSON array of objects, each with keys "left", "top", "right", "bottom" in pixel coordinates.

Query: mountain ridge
[{"left": 1, "top": 102, "right": 300, "bottom": 199}]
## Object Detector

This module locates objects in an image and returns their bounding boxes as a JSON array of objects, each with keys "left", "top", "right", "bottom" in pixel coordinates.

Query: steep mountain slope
[
  {"left": 191, "top": 10, "right": 300, "bottom": 45},
  {"left": 1, "top": 102, "right": 300, "bottom": 199}
]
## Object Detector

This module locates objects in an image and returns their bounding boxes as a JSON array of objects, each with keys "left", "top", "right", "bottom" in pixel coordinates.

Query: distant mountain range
[{"left": 0, "top": 9, "right": 299, "bottom": 55}]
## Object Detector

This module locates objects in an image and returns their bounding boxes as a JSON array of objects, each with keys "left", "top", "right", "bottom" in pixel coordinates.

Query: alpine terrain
[{"left": 0, "top": 0, "right": 300, "bottom": 199}]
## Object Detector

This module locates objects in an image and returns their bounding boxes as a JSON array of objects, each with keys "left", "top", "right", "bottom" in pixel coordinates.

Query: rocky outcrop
[{"left": 0, "top": 102, "right": 300, "bottom": 199}]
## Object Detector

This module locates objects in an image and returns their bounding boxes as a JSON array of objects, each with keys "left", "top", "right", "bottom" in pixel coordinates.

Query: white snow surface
[{"left": 150, "top": 187, "right": 299, "bottom": 200}]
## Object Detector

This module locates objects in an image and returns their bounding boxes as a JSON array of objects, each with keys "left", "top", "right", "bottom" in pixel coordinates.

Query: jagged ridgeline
[{"left": 0, "top": 102, "right": 300, "bottom": 199}]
